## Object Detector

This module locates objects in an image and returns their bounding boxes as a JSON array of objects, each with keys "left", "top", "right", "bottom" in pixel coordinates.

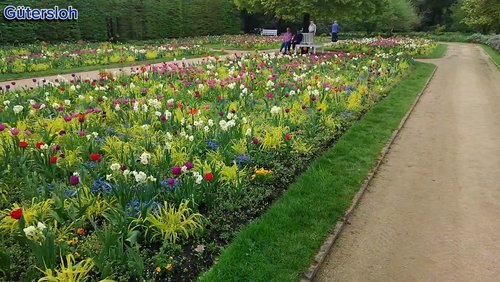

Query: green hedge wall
[{"left": 0, "top": 0, "right": 242, "bottom": 43}]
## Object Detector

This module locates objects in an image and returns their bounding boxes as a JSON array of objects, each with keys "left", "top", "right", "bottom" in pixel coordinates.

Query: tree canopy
[
  {"left": 233, "top": 0, "right": 362, "bottom": 22},
  {"left": 459, "top": 0, "right": 500, "bottom": 32},
  {"left": 234, "top": 0, "right": 419, "bottom": 32}
]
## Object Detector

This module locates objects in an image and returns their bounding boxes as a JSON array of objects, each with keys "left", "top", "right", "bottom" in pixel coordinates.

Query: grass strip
[
  {"left": 199, "top": 62, "right": 436, "bottom": 282},
  {"left": 481, "top": 44, "right": 500, "bottom": 69},
  {"left": 0, "top": 51, "right": 224, "bottom": 82},
  {"left": 416, "top": 43, "right": 448, "bottom": 59}
]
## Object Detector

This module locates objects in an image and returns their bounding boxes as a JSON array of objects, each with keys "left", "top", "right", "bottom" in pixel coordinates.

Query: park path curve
[{"left": 315, "top": 42, "right": 500, "bottom": 282}]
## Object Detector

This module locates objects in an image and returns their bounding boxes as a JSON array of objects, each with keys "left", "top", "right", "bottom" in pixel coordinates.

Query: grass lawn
[
  {"left": 0, "top": 51, "right": 224, "bottom": 82},
  {"left": 416, "top": 43, "right": 448, "bottom": 59},
  {"left": 481, "top": 45, "right": 500, "bottom": 68},
  {"left": 199, "top": 62, "right": 436, "bottom": 282}
]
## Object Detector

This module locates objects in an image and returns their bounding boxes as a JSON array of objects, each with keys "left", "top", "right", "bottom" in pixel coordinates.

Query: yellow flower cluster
[{"left": 251, "top": 167, "right": 272, "bottom": 180}]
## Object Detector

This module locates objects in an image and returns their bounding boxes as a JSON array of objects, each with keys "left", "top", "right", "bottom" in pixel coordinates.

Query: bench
[
  {"left": 295, "top": 32, "right": 324, "bottom": 54},
  {"left": 261, "top": 29, "right": 278, "bottom": 36}
]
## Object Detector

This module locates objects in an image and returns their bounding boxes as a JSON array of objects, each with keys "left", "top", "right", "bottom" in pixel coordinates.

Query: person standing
[
  {"left": 308, "top": 20, "right": 317, "bottom": 35},
  {"left": 331, "top": 20, "right": 339, "bottom": 42},
  {"left": 280, "top": 27, "right": 293, "bottom": 54}
]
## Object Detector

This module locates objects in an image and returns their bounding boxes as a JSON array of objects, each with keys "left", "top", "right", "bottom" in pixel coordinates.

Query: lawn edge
[
  {"left": 300, "top": 62, "right": 438, "bottom": 281},
  {"left": 198, "top": 62, "right": 437, "bottom": 282},
  {"left": 480, "top": 44, "right": 500, "bottom": 69},
  {"left": 415, "top": 43, "right": 448, "bottom": 59}
]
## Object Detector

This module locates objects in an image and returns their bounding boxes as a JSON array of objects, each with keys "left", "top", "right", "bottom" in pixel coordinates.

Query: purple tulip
[
  {"left": 171, "top": 166, "right": 182, "bottom": 175},
  {"left": 183, "top": 162, "right": 193, "bottom": 170},
  {"left": 69, "top": 175, "right": 80, "bottom": 186},
  {"left": 0, "top": 123, "right": 5, "bottom": 131},
  {"left": 24, "top": 130, "right": 31, "bottom": 136},
  {"left": 167, "top": 178, "right": 175, "bottom": 185},
  {"left": 9, "top": 128, "right": 20, "bottom": 136},
  {"left": 253, "top": 138, "right": 260, "bottom": 145},
  {"left": 63, "top": 115, "right": 72, "bottom": 122}
]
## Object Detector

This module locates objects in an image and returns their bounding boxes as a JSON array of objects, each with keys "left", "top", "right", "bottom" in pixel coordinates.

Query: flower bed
[
  {"left": 0, "top": 46, "right": 418, "bottom": 280},
  {"left": 203, "top": 34, "right": 331, "bottom": 50},
  {"left": 0, "top": 41, "right": 209, "bottom": 75},
  {"left": 326, "top": 37, "right": 436, "bottom": 56}
]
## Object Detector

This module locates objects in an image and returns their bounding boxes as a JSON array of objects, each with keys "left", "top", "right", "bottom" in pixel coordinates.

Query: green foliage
[
  {"left": 145, "top": 200, "right": 205, "bottom": 244},
  {"left": 348, "top": 0, "right": 419, "bottom": 32},
  {"left": 0, "top": 0, "right": 242, "bottom": 43},
  {"left": 37, "top": 254, "right": 97, "bottom": 282},
  {"left": 199, "top": 62, "right": 436, "bottom": 282},
  {"left": 234, "top": 0, "right": 362, "bottom": 22},
  {"left": 459, "top": 0, "right": 500, "bottom": 33}
]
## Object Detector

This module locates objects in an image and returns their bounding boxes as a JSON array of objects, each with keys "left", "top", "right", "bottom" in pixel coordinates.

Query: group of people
[
  {"left": 279, "top": 20, "right": 340, "bottom": 54},
  {"left": 279, "top": 27, "right": 303, "bottom": 54}
]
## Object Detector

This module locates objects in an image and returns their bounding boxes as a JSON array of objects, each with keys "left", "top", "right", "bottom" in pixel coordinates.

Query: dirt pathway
[
  {"left": 1, "top": 50, "right": 257, "bottom": 91},
  {"left": 315, "top": 43, "right": 500, "bottom": 281}
]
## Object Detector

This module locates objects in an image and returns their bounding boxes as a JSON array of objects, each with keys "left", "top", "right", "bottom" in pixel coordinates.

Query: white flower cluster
[
  {"left": 124, "top": 170, "right": 156, "bottom": 183},
  {"left": 193, "top": 171, "right": 203, "bottom": 184},
  {"left": 270, "top": 106, "right": 281, "bottom": 114},
  {"left": 148, "top": 99, "right": 162, "bottom": 109},
  {"left": 23, "top": 222, "right": 46, "bottom": 240},
  {"left": 219, "top": 119, "right": 236, "bottom": 131},
  {"left": 13, "top": 105, "right": 24, "bottom": 114},
  {"left": 140, "top": 152, "right": 151, "bottom": 165}
]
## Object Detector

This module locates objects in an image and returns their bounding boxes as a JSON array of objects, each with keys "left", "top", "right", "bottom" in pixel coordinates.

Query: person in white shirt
[{"left": 308, "top": 20, "right": 317, "bottom": 35}]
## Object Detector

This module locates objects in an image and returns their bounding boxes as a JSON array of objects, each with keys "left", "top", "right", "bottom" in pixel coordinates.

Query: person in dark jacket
[{"left": 291, "top": 29, "right": 304, "bottom": 53}]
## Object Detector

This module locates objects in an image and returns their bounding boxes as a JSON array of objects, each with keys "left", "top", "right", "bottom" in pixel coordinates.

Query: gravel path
[
  {"left": 315, "top": 42, "right": 500, "bottom": 281},
  {"left": 1, "top": 50, "right": 257, "bottom": 91}
]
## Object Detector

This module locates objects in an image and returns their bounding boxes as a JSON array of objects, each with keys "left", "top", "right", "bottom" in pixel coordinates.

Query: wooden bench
[
  {"left": 261, "top": 29, "right": 278, "bottom": 36},
  {"left": 295, "top": 32, "right": 324, "bottom": 54}
]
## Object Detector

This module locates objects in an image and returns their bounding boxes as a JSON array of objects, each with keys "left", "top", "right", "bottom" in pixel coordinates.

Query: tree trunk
[{"left": 302, "top": 13, "right": 310, "bottom": 32}]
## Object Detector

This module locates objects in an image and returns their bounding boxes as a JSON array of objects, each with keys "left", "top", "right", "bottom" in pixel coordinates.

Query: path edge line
[
  {"left": 300, "top": 63, "right": 438, "bottom": 282},
  {"left": 480, "top": 44, "right": 500, "bottom": 70}
]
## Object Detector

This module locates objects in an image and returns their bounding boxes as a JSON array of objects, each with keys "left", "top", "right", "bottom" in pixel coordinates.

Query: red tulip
[
  {"left": 35, "top": 141, "right": 45, "bottom": 149},
  {"left": 205, "top": 172, "right": 214, "bottom": 181},
  {"left": 50, "top": 156, "right": 58, "bottom": 164},
  {"left": 284, "top": 134, "right": 292, "bottom": 140},
  {"left": 90, "top": 153, "right": 101, "bottom": 162},
  {"left": 77, "top": 113, "right": 86, "bottom": 123},
  {"left": 10, "top": 208, "right": 22, "bottom": 220},
  {"left": 19, "top": 141, "right": 28, "bottom": 148}
]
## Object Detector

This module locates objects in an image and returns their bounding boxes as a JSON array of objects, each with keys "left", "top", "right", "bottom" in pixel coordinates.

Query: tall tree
[
  {"left": 412, "top": 0, "right": 458, "bottom": 29},
  {"left": 459, "top": 0, "right": 500, "bottom": 32},
  {"left": 233, "top": 0, "right": 363, "bottom": 30}
]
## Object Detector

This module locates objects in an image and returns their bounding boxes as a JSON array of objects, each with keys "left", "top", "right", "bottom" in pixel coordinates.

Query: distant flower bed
[
  {"left": 0, "top": 42, "right": 419, "bottom": 280},
  {"left": 0, "top": 34, "right": 337, "bottom": 77},
  {"left": 0, "top": 41, "right": 209, "bottom": 75},
  {"left": 203, "top": 34, "right": 331, "bottom": 50},
  {"left": 326, "top": 37, "right": 436, "bottom": 56}
]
